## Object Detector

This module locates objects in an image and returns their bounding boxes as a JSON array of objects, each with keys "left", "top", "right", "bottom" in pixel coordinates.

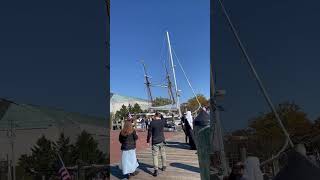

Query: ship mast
[
  {"left": 141, "top": 61, "right": 154, "bottom": 106},
  {"left": 166, "top": 31, "right": 182, "bottom": 117},
  {"left": 165, "top": 65, "right": 176, "bottom": 105}
]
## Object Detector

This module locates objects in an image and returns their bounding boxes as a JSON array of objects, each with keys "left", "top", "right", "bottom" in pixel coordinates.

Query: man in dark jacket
[{"left": 147, "top": 112, "right": 167, "bottom": 177}]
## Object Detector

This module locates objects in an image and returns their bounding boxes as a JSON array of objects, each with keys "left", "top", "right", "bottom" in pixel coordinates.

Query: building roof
[
  {"left": 0, "top": 100, "right": 106, "bottom": 130},
  {"left": 110, "top": 93, "right": 149, "bottom": 103}
]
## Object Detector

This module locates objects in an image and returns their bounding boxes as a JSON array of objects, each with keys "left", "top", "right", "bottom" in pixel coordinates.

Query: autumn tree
[
  {"left": 185, "top": 94, "right": 209, "bottom": 112},
  {"left": 245, "top": 102, "right": 313, "bottom": 160}
]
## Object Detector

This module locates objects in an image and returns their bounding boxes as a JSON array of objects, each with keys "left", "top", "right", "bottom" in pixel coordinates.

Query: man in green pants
[{"left": 147, "top": 112, "right": 167, "bottom": 177}]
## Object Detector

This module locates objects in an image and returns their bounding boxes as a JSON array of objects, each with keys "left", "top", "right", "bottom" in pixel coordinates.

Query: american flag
[{"left": 56, "top": 155, "right": 71, "bottom": 180}]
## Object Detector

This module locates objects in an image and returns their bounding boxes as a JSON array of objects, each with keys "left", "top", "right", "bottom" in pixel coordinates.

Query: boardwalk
[{"left": 110, "top": 132, "right": 200, "bottom": 180}]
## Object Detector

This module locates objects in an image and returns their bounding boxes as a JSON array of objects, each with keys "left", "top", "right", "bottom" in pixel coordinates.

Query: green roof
[
  {"left": 110, "top": 93, "right": 148, "bottom": 103},
  {"left": 0, "top": 101, "right": 106, "bottom": 130}
]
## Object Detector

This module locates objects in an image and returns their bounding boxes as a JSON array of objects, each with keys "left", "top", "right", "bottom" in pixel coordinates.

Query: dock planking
[{"left": 110, "top": 132, "right": 201, "bottom": 180}]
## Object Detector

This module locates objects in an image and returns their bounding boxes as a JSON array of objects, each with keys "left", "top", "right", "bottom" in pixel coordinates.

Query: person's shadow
[
  {"left": 137, "top": 161, "right": 154, "bottom": 176},
  {"left": 110, "top": 161, "right": 154, "bottom": 179},
  {"left": 165, "top": 141, "right": 191, "bottom": 150},
  {"left": 170, "top": 162, "right": 200, "bottom": 173},
  {"left": 109, "top": 165, "right": 126, "bottom": 179}
]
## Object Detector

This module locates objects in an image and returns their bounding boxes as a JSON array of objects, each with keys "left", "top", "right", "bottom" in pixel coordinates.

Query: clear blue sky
[
  {"left": 111, "top": 0, "right": 210, "bottom": 103},
  {"left": 213, "top": 0, "right": 320, "bottom": 131},
  {"left": 0, "top": 0, "right": 107, "bottom": 117}
]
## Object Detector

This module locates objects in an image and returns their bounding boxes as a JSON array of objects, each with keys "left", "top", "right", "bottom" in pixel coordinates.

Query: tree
[
  {"left": 18, "top": 136, "right": 56, "bottom": 179},
  {"left": 115, "top": 104, "right": 128, "bottom": 120},
  {"left": 71, "top": 131, "right": 106, "bottom": 165},
  {"left": 185, "top": 94, "right": 209, "bottom": 112},
  {"left": 54, "top": 133, "right": 73, "bottom": 166},
  {"left": 132, "top": 103, "right": 142, "bottom": 114},
  {"left": 128, "top": 104, "right": 133, "bottom": 113},
  {"left": 153, "top": 97, "right": 172, "bottom": 107},
  {"left": 245, "top": 102, "right": 313, "bottom": 160}
]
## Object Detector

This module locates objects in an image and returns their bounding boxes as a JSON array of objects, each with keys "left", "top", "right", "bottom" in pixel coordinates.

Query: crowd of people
[
  {"left": 117, "top": 110, "right": 200, "bottom": 179},
  {"left": 116, "top": 107, "right": 320, "bottom": 180},
  {"left": 118, "top": 112, "right": 167, "bottom": 179}
]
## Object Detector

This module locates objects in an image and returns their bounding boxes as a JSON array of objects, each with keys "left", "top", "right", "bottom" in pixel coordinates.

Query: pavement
[
  {"left": 110, "top": 129, "right": 175, "bottom": 164},
  {"left": 110, "top": 131, "right": 200, "bottom": 180}
]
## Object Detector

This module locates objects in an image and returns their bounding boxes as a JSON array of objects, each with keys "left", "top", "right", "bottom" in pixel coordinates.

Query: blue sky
[
  {"left": 213, "top": 0, "right": 320, "bottom": 131},
  {"left": 110, "top": 0, "right": 210, "bottom": 103},
  {"left": 0, "top": 0, "right": 107, "bottom": 117}
]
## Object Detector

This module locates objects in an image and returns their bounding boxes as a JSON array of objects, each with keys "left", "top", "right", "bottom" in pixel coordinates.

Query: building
[
  {"left": 110, "top": 93, "right": 151, "bottom": 114},
  {"left": 0, "top": 99, "right": 108, "bottom": 166}
]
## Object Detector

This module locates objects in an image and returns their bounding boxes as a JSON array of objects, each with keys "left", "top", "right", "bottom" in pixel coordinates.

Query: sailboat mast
[{"left": 166, "top": 31, "right": 182, "bottom": 117}]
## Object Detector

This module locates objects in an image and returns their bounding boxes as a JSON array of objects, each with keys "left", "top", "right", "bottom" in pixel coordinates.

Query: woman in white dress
[{"left": 119, "top": 120, "right": 140, "bottom": 179}]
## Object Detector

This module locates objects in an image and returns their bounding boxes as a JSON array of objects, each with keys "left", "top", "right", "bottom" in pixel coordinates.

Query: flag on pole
[{"left": 55, "top": 154, "right": 71, "bottom": 180}]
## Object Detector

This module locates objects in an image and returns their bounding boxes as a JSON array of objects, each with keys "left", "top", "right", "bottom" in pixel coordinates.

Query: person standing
[
  {"left": 141, "top": 117, "right": 145, "bottom": 131},
  {"left": 185, "top": 111, "right": 196, "bottom": 150},
  {"left": 145, "top": 118, "right": 148, "bottom": 131},
  {"left": 147, "top": 112, "right": 167, "bottom": 177},
  {"left": 181, "top": 113, "right": 188, "bottom": 143},
  {"left": 242, "top": 157, "right": 263, "bottom": 180},
  {"left": 119, "top": 120, "right": 140, "bottom": 179}
]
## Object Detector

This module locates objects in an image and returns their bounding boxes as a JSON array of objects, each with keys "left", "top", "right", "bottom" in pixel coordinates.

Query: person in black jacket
[
  {"left": 147, "top": 112, "right": 167, "bottom": 177},
  {"left": 181, "top": 114, "right": 188, "bottom": 143},
  {"left": 119, "top": 120, "right": 140, "bottom": 179}
]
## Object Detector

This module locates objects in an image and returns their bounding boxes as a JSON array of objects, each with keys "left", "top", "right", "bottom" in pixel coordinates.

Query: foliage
[
  {"left": 54, "top": 133, "right": 73, "bottom": 166},
  {"left": 18, "top": 131, "right": 106, "bottom": 179},
  {"left": 153, "top": 97, "right": 172, "bottom": 107},
  {"left": 239, "top": 102, "right": 313, "bottom": 160},
  {"left": 132, "top": 103, "right": 143, "bottom": 114},
  {"left": 18, "top": 136, "right": 56, "bottom": 179},
  {"left": 71, "top": 131, "right": 106, "bottom": 165},
  {"left": 115, "top": 104, "right": 129, "bottom": 120},
  {"left": 185, "top": 94, "right": 209, "bottom": 112},
  {"left": 115, "top": 103, "right": 143, "bottom": 121}
]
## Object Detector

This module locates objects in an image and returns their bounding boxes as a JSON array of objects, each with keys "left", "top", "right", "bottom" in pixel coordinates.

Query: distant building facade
[{"left": 110, "top": 93, "right": 151, "bottom": 114}]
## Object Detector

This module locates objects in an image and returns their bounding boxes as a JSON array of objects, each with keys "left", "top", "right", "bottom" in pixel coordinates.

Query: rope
[
  {"left": 260, "top": 138, "right": 289, "bottom": 166},
  {"left": 171, "top": 47, "right": 202, "bottom": 113},
  {"left": 217, "top": 0, "right": 294, "bottom": 148}
]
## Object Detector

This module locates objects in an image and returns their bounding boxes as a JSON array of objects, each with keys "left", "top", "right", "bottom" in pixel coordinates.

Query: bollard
[{"left": 193, "top": 109, "right": 210, "bottom": 180}]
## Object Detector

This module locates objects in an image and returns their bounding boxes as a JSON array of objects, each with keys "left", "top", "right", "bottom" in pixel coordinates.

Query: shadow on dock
[
  {"left": 165, "top": 141, "right": 191, "bottom": 150},
  {"left": 137, "top": 161, "right": 154, "bottom": 175},
  {"left": 170, "top": 162, "right": 200, "bottom": 173},
  {"left": 110, "top": 165, "right": 126, "bottom": 179}
]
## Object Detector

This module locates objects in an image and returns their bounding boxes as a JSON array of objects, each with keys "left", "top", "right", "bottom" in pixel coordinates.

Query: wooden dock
[{"left": 110, "top": 132, "right": 200, "bottom": 180}]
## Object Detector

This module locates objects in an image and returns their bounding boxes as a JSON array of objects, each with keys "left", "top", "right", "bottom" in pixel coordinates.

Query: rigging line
[
  {"left": 171, "top": 47, "right": 202, "bottom": 110},
  {"left": 217, "top": 0, "right": 294, "bottom": 148}
]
